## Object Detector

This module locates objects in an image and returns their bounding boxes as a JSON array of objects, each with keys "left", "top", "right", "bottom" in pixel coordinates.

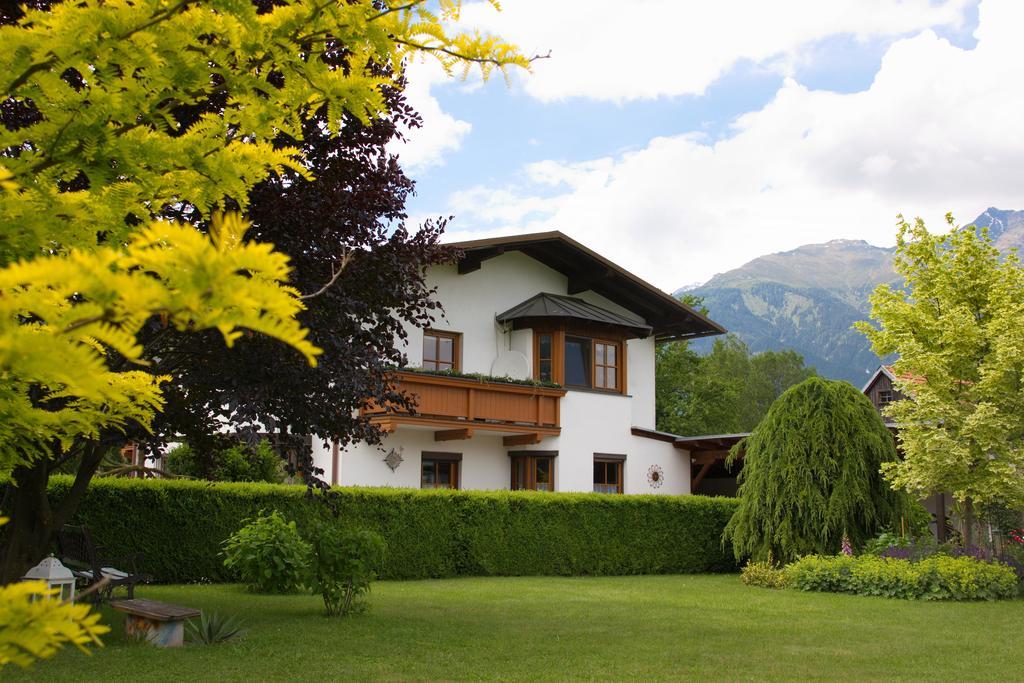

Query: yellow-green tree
[
  {"left": 0, "top": 0, "right": 527, "bottom": 583},
  {"left": 857, "top": 215, "right": 1024, "bottom": 531}
]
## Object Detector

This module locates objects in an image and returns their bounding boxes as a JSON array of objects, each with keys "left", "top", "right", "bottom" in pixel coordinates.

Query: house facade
[
  {"left": 311, "top": 232, "right": 725, "bottom": 495},
  {"left": 861, "top": 365, "right": 907, "bottom": 424}
]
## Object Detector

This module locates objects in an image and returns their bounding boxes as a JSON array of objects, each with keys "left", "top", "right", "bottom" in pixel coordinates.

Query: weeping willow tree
[{"left": 723, "top": 377, "right": 912, "bottom": 563}]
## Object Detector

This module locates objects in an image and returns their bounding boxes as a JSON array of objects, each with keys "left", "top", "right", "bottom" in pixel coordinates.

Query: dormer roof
[
  {"left": 450, "top": 231, "right": 726, "bottom": 342},
  {"left": 496, "top": 292, "right": 653, "bottom": 338}
]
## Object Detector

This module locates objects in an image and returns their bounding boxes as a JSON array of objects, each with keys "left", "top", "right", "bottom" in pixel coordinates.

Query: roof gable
[{"left": 450, "top": 231, "right": 725, "bottom": 342}]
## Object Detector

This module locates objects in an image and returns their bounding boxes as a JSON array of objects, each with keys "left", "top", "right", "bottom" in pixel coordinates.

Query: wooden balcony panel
[{"left": 365, "top": 371, "right": 566, "bottom": 434}]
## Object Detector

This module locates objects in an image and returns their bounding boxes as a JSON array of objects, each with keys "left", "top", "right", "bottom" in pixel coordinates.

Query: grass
[{"left": 8, "top": 575, "right": 1024, "bottom": 682}]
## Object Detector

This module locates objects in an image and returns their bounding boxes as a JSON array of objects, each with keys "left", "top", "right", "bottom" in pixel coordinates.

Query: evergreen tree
[{"left": 723, "top": 377, "right": 912, "bottom": 563}]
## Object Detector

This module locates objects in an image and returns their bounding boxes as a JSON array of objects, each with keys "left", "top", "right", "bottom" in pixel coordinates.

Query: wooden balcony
[{"left": 365, "top": 371, "right": 566, "bottom": 446}]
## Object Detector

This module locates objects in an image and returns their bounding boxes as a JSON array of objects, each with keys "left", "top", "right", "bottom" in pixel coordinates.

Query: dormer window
[
  {"left": 564, "top": 336, "right": 592, "bottom": 387},
  {"left": 594, "top": 341, "right": 619, "bottom": 390},
  {"left": 534, "top": 331, "right": 625, "bottom": 394},
  {"left": 537, "top": 333, "right": 554, "bottom": 382},
  {"left": 498, "top": 293, "right": 646, "bottom": 395},
  {"left": 423, "top": 329, "right": 460, "bottom": 371}
]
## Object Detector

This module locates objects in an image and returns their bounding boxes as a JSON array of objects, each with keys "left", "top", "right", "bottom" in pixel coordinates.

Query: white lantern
[{"left": 23, "top": 554, "right": 76, "bottom": 603}]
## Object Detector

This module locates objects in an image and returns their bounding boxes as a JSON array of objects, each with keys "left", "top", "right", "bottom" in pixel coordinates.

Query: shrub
[
  {"left": 786, "top": 554, "right": 1018, "bottom": 601},
  {"left": 308, "top": 524, "right": 386, "bottom": 616},
  {"left": 46, "top": 476, "right": 740, "bottom": 582},
  {"left": 222, "top": 511, "right": 311, "bottom": 593},
  {"left": 166, "top": 440, "right": 284, "bottom": 483},
  {"left": 740, "top": 559, "right": 788, "bottom": 589}
]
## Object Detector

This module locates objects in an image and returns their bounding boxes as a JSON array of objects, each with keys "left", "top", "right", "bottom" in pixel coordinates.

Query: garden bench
[
  {"left": 111, "top": 598, "right": 201, "bottom": 647},
  {"left": 56, "top": 524, "right": 150, "bottom": 602}
]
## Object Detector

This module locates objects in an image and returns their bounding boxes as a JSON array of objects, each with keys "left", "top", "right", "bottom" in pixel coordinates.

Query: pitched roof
[
  {"left": 861, "top": 363, "right": 926, "bottom": 394},
  {"left": 861, "top": 365, "right": 897, "bottom": 394},
  {"left": 449, "top": 231, "right": 726, "bottom": 342},
  {"left": 496, "top": 293, "right": 653, "bottom": 337}
]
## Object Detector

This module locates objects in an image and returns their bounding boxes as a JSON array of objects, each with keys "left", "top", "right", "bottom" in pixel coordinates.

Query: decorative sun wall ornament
[
  {"left": 383, "top": 447, "right": 404, "bottom": 472},
  {"left": 647, "top": 464, "right": 664, "bottom": 489}
]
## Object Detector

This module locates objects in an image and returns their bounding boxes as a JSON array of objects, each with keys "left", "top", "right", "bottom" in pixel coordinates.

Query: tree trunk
[
  {"left": 0, "top": 459, "right": 54, "bottom": 584},
  {"left": 963, "top": 498, "right": 976, "bottom": 548},
  {"left": 0, "top": 443, "right": 103, "bottom": 584}
]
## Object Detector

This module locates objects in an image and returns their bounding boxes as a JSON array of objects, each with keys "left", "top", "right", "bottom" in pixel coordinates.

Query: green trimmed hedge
[
  {"left": 48, "top": 477, "right": 740, "bottom": 583},
  {"left": 786, "top": 554, "right": 1018, "bottom": 601}
]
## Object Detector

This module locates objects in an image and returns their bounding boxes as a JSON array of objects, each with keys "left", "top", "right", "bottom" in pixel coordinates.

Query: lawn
[{"left": 10, "top": 575, "right": 1024, "bottom": 682}]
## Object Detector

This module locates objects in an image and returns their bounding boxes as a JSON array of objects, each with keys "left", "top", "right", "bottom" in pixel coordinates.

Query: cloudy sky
[{"left": 390, "top": 0, "right": 1024, "bottom": 290}]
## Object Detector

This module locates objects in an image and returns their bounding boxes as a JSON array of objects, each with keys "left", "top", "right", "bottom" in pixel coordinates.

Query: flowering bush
[{"left": 786, "top": 554, "right": 1017, "bottom": 600}]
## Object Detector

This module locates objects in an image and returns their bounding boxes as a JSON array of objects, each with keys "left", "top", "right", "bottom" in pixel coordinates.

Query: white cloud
[
  {"left": 387, "top": 60, "right": 471, "bottom": 174},
  {"left": 460, "top": 0, "right": 974, "bottom": 102},
  {"left": 442, "top": 0, "right": 1024, "bottom": 290}
]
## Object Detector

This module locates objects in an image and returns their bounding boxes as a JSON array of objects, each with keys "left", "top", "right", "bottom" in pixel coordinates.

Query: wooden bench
[{"left": 111, "top": 599, "right": 201, "bottom": 647}]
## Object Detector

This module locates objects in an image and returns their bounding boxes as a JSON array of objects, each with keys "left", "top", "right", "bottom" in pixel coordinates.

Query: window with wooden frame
[
  {"left": 535, "top": 329, "right": 625, "bottom": 394},
  {"left": 878, "top": 389, "right": 893, "bottom": 407},
  {"left": 422, "top": 329, "right": 460, "bottom": 372},
  {"left": 536, "top": 333, "right": 554, "bottom": 383},
  {"left": 593, "top": 454, "right": 625, "bottom": 494},
  {"left": 421, "top": 452, "right": 461, "bottom": 490},
  {"left": 563, "top": 335, "right": 592, "bottom": 388},
  {"left": 593, "top": 340, "right": 620, "bottom": 391},
  {"left": 510, "top": 452, "right": 556, "bottom": 491}
]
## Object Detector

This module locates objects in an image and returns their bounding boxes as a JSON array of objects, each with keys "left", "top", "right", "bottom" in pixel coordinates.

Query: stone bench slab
[{"left": 111, "top": 598, "right": 201, "bottom": 647}]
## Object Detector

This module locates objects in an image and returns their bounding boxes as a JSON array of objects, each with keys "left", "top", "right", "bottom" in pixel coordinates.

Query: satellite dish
[{"left": 490, "top": 350, "right": 530, "bottom": 380}]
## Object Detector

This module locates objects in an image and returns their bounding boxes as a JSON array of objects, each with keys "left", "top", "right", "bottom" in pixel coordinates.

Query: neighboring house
[
  {"left": 311, "top": 231, "right": 726, "bottom": 494},
  {"left": 863, "top": 364, "right": 953, "bottom": 540},
  {"left": 861, "top": 365, "right": 908, "bottom": 424}
]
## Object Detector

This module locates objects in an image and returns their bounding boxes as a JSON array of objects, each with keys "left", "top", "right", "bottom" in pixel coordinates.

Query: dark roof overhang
[
  {"left": 496, "top": 293, "right": 653, "bottom": 338},
  {"left": 672, "top": 433, "right": 749, "bottom": 452},
  {"left": 450, "top": 231, "right": 726, "bottom": 342}
]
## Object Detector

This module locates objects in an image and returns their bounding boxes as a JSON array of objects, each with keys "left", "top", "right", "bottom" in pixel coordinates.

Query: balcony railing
[{"left": 364, "top": 371, "right": 565, "bottom": 436}]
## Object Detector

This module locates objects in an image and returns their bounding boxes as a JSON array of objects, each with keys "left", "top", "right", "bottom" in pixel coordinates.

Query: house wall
[
  {"left": 312, "top": 421, "right": 689, "bottom": 495},
  {"left": 310, "top": 250, "right": 692, "bottom": 495},
  {"left": 865, "top": 372, "right": 906, "bottom": 414}
]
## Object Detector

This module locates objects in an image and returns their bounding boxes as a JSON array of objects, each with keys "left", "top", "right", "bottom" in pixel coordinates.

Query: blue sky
[{"left": 391, "top": 0, "right": 1022, "bottom": 289}]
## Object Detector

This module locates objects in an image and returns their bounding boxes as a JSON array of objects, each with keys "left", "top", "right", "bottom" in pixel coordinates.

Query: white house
[{"left": 311, "top": 231, "right": 725, "bottom": 495}]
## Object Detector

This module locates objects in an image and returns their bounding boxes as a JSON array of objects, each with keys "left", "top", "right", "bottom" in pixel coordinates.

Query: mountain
[{"left": 686, "top": 209, "right": 1024, "bottom": 385}]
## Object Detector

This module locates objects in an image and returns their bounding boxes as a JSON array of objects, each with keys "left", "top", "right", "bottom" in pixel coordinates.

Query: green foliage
[
  {"left": 740, "top": 559, "right": 789, "bottom": 589},
  {"left": 0, "top": 0, "right": 529, "bottom": 261},
  {"left": 724, "top": 377, "right": 914, "bottom": 563},
  {"left": 308, "top": 524, "right": 386, "bottom": 617},
  {"left": 0, "top": 215, "right": 319, "bottom": 473},
  {"left": 857, "top": 215, "right": 1024, "bottom": 508},
  {"left": 222, "top": 511, "right": 311, "bottom": 594},
  {"left": 786, "top": 554, "right": 1018, "bottom": 601},
  {"left": 185, "top": 612, "right": 245, "bottom": 646},
  {"left": 0, "top": 580, "right": 110, "bottom": 668},
  {"left": 401, "top": 366, "right": 561, "bottom": 388},
  {"left": 657, "top": 334, "right": 816, "bottom": 436},
  {"left": 48, "top": 476, "right": 740, "bottom": 582},
  {"left": 0, "top": 0, "right": 528, "bottom": 478},
  {"left": 0, "top": 516, "right": 108, "bottom": 668},
  {"left": 166, "top": 440, "right": 284, "bottom": 484}
]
